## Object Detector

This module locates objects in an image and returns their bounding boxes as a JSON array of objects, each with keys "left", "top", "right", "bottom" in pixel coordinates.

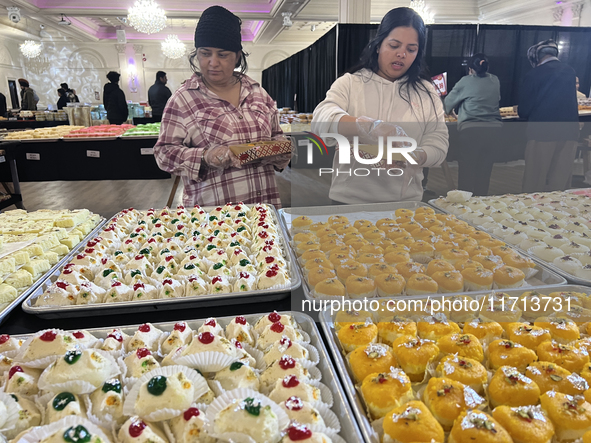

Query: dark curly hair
[{"left": 106, "top": 71, "right": 121, "bottom": 83}]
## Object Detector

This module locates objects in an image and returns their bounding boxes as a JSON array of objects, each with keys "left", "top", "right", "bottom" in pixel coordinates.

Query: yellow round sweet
[
  {"left": 480, "top": 238, "right": 506, "bottom": 249},
  {"left": 488, "top": 366, "right": 541, "bottom": 408},
  {"left": 384, "top": 251, "right": 411, "bottom": 265},
  {"left": 395, "top": 235, "right": 416, "bottom": 247},
  {"left": 487, "top": 339, "right": 537, "bottom": 372},
  {"left": 426, "top": 259, "right": 456, "bottom": 276},
  {"left": 292, "top": 215, "right": 313, "bottom": 232},
  {"left": 410, "top": 227, "right": 435, "bottom": 240},
  {"left": 464, "top": 245, "right": 493, "bottom": 257},
  {"left": 383, "top": 400, "right": 444, "bottom": 443},
  {"left": 376, "top": 217, "right": 398, "bottom": 228},
  {"left": 299, "top": 249, "right": 326, "bottom": 264},
  {"left": 436, "top": 355, "right": 487, "bottom": 394},
  {"left": 328, "top": 215, "right": 349, "bottom": 226},
  {"left": 440, "top": 248, "right": 470, "bottom": 265},
  {"left": 406, "top": 274, "right": 439, "bottom": 296},
  {"left": 431, "top": 270, "right": 464, "bottom": 293},
  {"left": 474, "top": 254, "right": 505, "bottom": 271},
  {"left": 360, "top": 369, "right": 414, "bottom": 419},
  {"left": 395, "top": 262, "right": 426, "bottom": 280},
  {"left": 534, "top": 317, "right": 580, "bottom": 343},
  {"left": 536, "top": 340, "right": 590, "bottom": 373},
  {"left": 307, "top": 267, "right": 337, "bottom": 288},
  {"left": 503, "top": 253, "right": 536, "bottom": 271},
  {"left": 491, "top": 245, "right": 516, "bottom": 258},
  {"left": 525, "top": 361, "right": 586, "bottom": 396},
  {"left": 417, "top": 317, "right": 460, "bottom": 342},
  {"left": 304, "top": 257, "right": 334, "bottom": 272},
  {"left": 309, "top": 221, "right": 328, "bottom": 235},
  {"left": 337, "top": 322, "right": 378, "bottom": 353},
  {"left": 377, "top": 317, "right": 417, "bottom": 346},
  {"left": 540, "top": 391, "right": 591, "bottom": 442},
  {"left": 449, "top": 410, "right": 512, "bottom": 443},
  {"left": 519, "top": 291, "right": 555, "bottom": 319},
  {"left": 345, "top": 276, "right": 376, "bottom": 299},
  {"left": 493, "top": 265, "right": 526, "bottom": 289},
  {"left": 492, "top": 405, "right": 555, "bottom": 443},
  {"left": 336, "top": 261, "right": 368, "bottom": 281},
  {"left": 461, "top": 266, "right": 493, "bottom": 291},
  {"left": 328, "top": 252, "right": 355, "bottom": 267},
  {"left": 314, "top": 278, "right": 346, "bottom": 298},
  {"left": 334, "top": 309, "right": 374, "bottom": 330},
  {"left": 469, "top": 230, "right": 492, "bottom": 242},
  {"left": 375, "top": 273, "right": 406, "bottom": 297},
  {"left": 293, "top": 232, "right": 317, "bottom": 245},
  {"left": 454, "top": 258, "right": 483, "bottom": 272},
  {"left": 384, "top": 228, "right": 410, "bottom": 241},
  {"left": 507, "top": 323, "right": 552, "bottom": 350},
  {"left": 424, "top": 377, "right": 484, "bottom": 430},
  {"left": 348, "top": 343, "right": 398, "bottom": 384},
  {"left": 356, "top": 253, "right": 384, "bottom": 267},
  {"left": 367, "top": 263, "right": 397, "bottom": 279},
  {"left": 353, "top": 219, "right": 373, "bottom": 229},
  {"left": 385, "top": 243, "right": 410, "bottom": 254},
  {"left": 391, "top": 335, "right": 439, "bottom": 382},
  {"left": 463, "top": 317, "right": 504, "bottom": 343},
  {"left": 437, "top": 333, "right": 484, "bottom": 362},
  {"left": 335, "top": 225, "right": 358, "bottom": 236},
  {"left": 357, "top": 244, "right": 384, "bottom": 256}
]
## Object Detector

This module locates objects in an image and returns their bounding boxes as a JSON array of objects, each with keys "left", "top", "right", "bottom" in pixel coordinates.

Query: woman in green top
[{"left": 444, "top": 53, "right": 502, "bottom": 196}]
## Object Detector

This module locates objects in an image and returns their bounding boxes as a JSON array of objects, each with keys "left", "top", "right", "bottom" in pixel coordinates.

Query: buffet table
[{"left": 0, "top": 120, "right": 69, "bottom": 130}]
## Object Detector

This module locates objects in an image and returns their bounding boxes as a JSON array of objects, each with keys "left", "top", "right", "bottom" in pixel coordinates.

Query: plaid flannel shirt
[{"left": 154, "top": 73, "right": 283, "bottom": 208}]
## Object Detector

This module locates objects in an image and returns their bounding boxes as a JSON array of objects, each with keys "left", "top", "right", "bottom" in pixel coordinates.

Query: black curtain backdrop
[
  {"left": 262, "top": 23, "right": 591, "bottom": 112},
  {"left": 261, "top": 26, "right": 336, "bottom": 112}
]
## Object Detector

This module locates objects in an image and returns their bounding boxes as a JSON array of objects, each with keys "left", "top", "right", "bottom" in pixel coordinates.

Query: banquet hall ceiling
[{"left": 0, "top": 0, "right": 579, "bottom": 44}]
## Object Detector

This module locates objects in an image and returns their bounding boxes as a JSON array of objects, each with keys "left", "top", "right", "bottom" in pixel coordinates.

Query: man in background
[
  {"left": 17, "top": 78, "right": 36, "bottom": 110},
  {"left": 148, "top": 71, "right": 172, "bottom": 122},
  {"left": 518, "top": 40, "right": 579, "bottom": 192}
]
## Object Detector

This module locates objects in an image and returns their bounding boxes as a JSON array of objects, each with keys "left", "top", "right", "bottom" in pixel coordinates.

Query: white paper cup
[
  {"left": 0, "top": 392, "right": 19, "bottom": 433},
  {"left": 122, "top": 365, "right": 210, "bottom": 421},
  {"left": 16, "top": 416, "right": 112, "bottom": 443},
  {"left": 173, "top": 351, "right": 238, "bottom": 373}
]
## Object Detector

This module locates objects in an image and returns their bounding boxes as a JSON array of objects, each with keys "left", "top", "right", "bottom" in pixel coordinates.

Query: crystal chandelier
[
  {"left": 410, "top": 0, "right": 435, "bottom": 24},
  {"left": 20, "top": 40, "right": 42, "bottom": 59},
  {"left": 128, "top": 0, "right": 167, "bottom": 34},
  {"left": 161, "top": 35, "right": 186, "bottom": 59}
]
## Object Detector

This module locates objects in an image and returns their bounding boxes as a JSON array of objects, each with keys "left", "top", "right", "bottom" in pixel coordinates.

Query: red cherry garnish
[
  {"left": 87, "top": 240, "right": 97, "bottom": 248},
  {"left": 174, "top": 322, "right": 186, "bottom": 332},
  {"left": 40, "top": 331, "right": 57, "bottom": 342},
  {"left": 287, "top": 424, "right": 313, "bottom": 441},
  {"left": 282, "top": 374, "right": 300, "bottom": 388},
  {"left": 265, "top": 257, "right": 275, "bottom": 264},
  {"left": 177, "top": 224, "right": 184, "bottom": 231},
  {"left": 279, "top": 356, "right": 296, "bottom": 370},
  {"left": 183, "top": 407, "right": 200, "bottom": 421},
  {"left": 188, "top": 277, "right": 198, "bottom": 282},
  {"left": 0, "top": 335, "right": 9, "bottom": 345},
  {"left": 133, "top": 283, "right": 145, "bottom": 292},
  {"left": 212, "top": 277, "right": 222, "bottom": 284},
  {"left": 217, "top": 250, "right": 225, "bottom": 256},
  {"left": 285, "top": 397, "right": 304, "bottom": 411},
  {"left": 56, "top": 281, "right": 69, "bottom": 290},
  {"left": 125, "top": 239, "right": 133, "bottom": 245},
  {"left": 63, "top": 268, "right": 73, "bottom": 275},
  {"left": 263, "top": 246, "right": 273, "bottom": 252},
  {"left": 101, "top": 258, "right": 108, "bottom": 265},
  {"left": 8, "top": 366, "right": 23, "bottom": 379},
  {"left": 134, "top": 255, "right": 144, "bottom": 261},
  {"left": 84, "top": 248, "right": 95, "bottom": 254},
  {"left": 73, "top": 331, "right": 85, "bottom": 339},
  {"left": 238, "top": 272, "right": 250, "bottom": 279},
  {"left": 279, "top": 337, "right": 292, "bottom": 348},
  {"left": 136, "top": 348, "right": 151, "bottom": 359},
  {"left": 163, "top": 279, "right": 173, "bottom": 286},
  {"left": 268, "top": 312, "right": 281, "bottom": 323},
  {"left": 129, "top": 420, "right": 146, "bottom": 438},
  {"left": 76, "top": 254, "right": 85, "bottom": 260},
  {"left": 266, "top": 269, "right": 278, "bottom": 278},
  {"left": 111, "top": 281, "right": 122, "bottom": 287},
  {"left": 190, "top": 255, "right": 198, "bottom": 261},
  {"left": 138, "top": 324, "right": 151, "bottom": 333},
  {"left": 205, "top": 319, "right": 216, "bottom": 327},
  {"left": 270, "top": 322, "right": 285, "bottom": 333},
  {"left": 234, "top": 340, "right": 243, "bottom": 350},
  {"left": 235, "top": 316, "right": 247, "bottom": 325},
  {"left": 147, "top": 238, "right": 156, "bottom": 244},
  {"left": 107, "top": 330, "right": 123, "bottom": 342},
  {"left": 234, "top": 249, "right": 243, "bottom": 255},
  {"left": 198, "top": 332, "right": 215, "bottom": 344},
  {"left": 259, "top": 232, "right": 269, "bottom": 239},
  {"left": 165, "top": 255, "right": 174, "bottom": 262}
]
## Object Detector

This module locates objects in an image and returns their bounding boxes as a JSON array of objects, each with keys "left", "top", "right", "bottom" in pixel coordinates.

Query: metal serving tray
[
  {"left": 10, "top": 311, "right": 363, "bottom": 443},
  {"left": 429, "top": 198, "right": 590, "bottom": 287},
  {"left": 0, "top": 217, "right": 107, "bottom": 325},
  {"left": 23, "top": 206, "right": 301, "bottom": 319},
  {"left": 278, "top": 202, "right": 566, "bottom": 302},
  {"left": 319, "top": 284, "right": 591, "bottom": 443}
]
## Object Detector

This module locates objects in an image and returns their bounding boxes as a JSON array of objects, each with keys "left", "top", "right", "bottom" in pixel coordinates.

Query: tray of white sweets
[
  {"left": 0, "top": 209, "right": 106, "bottom": 325},
  {"left": 22, "top": 204, "right": 301, "bottom": 318},
  {"left": 430, "top": 190, "right": 591, "bottom": 286},
  {"left": 0, "top": 311, "right": 361, "bottom": 442},
  {"left": 320, "top": 285, "right": 591, "bottom": 443},
  {"left": 278, "top": 202, "right": 565, "bottom": 304}
]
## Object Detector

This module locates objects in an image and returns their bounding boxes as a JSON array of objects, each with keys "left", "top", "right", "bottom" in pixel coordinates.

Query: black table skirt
[
  {"left": 0, "top": 120, "right": 69, "bottom": 130},
  {"left": 0, "top": 138, "right": 170, "bottom": 182}
]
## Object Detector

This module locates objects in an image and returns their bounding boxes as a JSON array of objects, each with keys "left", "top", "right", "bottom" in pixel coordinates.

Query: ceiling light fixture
[
  {"left": 161, "top": 34, "right": 186, "bottom": 59},
  {"left": 58, "top": 14, "right": 71, "bottom": 26},
  {"left": 128, "top": 0, "right": 167, "bottom": 35},
  {"left": 409, "top": 0, "right": 435, "bottom": 24},
  {"left": 20, "top": 40, "right": 42, "bottom": 59},
  {"left": 282, "top": 12, "right": 293, "bottom": 27}
]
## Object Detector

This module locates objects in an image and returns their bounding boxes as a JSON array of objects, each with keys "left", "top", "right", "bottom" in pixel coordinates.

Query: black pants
[{"left": 458, "top": 126, "right": 500, "bottom": 196}]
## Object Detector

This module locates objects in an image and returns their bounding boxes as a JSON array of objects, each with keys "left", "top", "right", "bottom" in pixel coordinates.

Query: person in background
[
  {"left": 148, "top": 71, "right": 172, "bottom": 122},
  {"left": 17, "top": 78, "right": 36, "bottom": 110},
  {"left": 0, "top": 92, "right": 6, "bottom": 117},
  {"left": 312, "top": 7, "right": 448, "bottom": 204},
  {"left": 60, "top": 83, "right": 79, "bottom": 103},
  {"left": 577, "top": 77, "right": 587, "bottom": 99},
  {"left": 154, "top": 6, "right": 289, "bottom": 207},
  {"left": 56, "top": 88, "right": 68, "bottom": 110},
  {"left": 444, "top": 53, "right": 502, "bottom": 196},
  {"left": 103, "top": 71, "right": 129, "bottom": 125},
  {"left": 518, "top": 39, "right": 579, "bottom": 193}
]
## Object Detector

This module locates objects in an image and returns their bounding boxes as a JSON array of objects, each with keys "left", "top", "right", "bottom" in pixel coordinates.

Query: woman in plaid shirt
[{"left": 154, "top": 6, "right": 290, "bottom": 208}]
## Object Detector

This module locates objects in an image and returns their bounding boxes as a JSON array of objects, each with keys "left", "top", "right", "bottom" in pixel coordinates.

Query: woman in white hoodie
[{"left": 311, "top": 7, "right": 448, "bottom": 204}]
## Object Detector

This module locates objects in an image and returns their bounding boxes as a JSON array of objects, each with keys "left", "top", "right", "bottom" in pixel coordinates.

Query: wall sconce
[{"left": 128, "top": 59, "right": 138, "bottom": 93}]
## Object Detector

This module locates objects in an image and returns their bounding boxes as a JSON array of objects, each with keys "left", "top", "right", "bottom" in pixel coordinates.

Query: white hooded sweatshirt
[{"left": 311, "top": 69, "right": 449, "bottom": 203}]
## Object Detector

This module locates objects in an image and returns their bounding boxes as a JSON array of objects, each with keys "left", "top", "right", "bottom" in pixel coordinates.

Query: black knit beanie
[{"left": 194, "top": 6, "right": 242, "bottom": 52}]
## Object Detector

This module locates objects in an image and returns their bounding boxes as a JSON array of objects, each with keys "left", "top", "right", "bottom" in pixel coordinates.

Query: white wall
[{"left": 0, "top": 36, "right": 307, "bottom": 110}]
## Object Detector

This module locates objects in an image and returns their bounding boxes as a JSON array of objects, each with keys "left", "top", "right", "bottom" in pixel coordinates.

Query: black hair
[
  {"left": 349, "top": 7, "right": 435, "bottom": 114},
  {"left": 188, "top": 48, "right": 249, "bottom": 78},
  {"left": 106, "top": 71, "right": 120, "bottom": 83},
  {"left": 60, "top": 83, "right": 69, "bottom": 90},
  {"left": 57, "top": 88, "right": 65, "bottom": 95},
  {"left": 156, "top": 71, "right": 167, "bottom": 81},
  {"left": 469, "top": 53, "right": 489, "bottom": 77}
]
